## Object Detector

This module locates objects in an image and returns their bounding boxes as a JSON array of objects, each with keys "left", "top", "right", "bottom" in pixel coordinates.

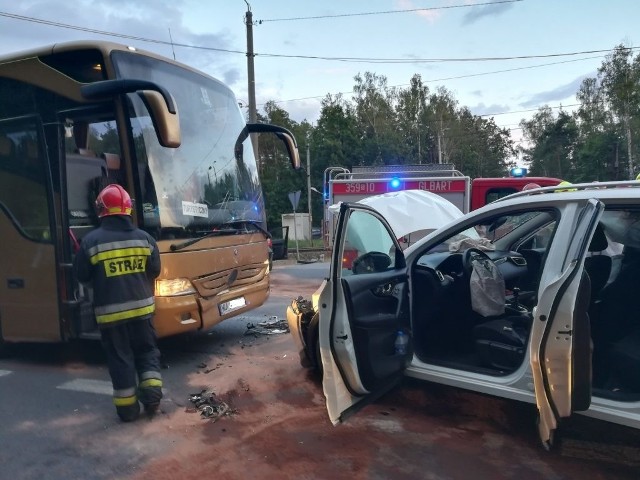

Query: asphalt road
[{"left": 1, "top": 260, "right": 639, "bottom": 480}]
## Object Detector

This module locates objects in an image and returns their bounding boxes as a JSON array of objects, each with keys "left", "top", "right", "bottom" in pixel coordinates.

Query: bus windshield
[{"left": 112, "top": 51, "right": 263, "bottom": 238}]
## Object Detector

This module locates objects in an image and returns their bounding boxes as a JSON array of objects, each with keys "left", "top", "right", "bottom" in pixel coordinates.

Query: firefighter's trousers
[{"left": 100, "top": 317, "right": 163, "bottom": 421}]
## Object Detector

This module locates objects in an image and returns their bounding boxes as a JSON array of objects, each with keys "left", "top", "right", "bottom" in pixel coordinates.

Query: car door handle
[{"left": 373, "top": 283, "right": 394, "bottom": 296}]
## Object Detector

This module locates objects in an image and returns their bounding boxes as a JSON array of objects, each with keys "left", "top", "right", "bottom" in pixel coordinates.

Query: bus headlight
[{"left": 155, "top": 278, "right": 196, "bottom": 297}]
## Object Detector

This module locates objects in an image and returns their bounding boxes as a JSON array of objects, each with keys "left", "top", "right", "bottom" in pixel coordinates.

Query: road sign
[{"left": 288, "top": 191, "right": 301, "bottom": 211}]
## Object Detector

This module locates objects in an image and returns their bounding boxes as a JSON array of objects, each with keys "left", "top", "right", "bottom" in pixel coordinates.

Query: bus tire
[{"left": 0, "top": 322, "right": 12, "bottom": 358}]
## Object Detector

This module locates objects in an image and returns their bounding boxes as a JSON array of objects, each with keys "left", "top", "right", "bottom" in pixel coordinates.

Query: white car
[{"left": 287, "top": 181, "right": 640, "bottom": 448}]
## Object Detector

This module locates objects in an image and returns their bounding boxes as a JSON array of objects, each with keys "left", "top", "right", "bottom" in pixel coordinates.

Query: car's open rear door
[
  {"left": 530, "top": 198, "right": 603, "bottom": 448},
  {"left": 320, "top": 203, "right": 409, "bottom": 424}
]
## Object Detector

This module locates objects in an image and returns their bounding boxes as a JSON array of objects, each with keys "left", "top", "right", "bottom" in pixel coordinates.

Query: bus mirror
[
  {"left": 237, "top": 123, "right": 301, "bottom": 169},
  {"left": 275, "top": 131, "right": 301, "bottom": 170},
  {"left": 81, "top": 79, "right": 181, "bottom": 148},
  {"left": 137, "top": 90, "right": 181, "bottom": 148}
]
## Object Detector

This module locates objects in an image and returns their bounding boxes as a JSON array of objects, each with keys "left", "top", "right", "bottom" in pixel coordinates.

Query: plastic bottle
[{"left": 394, "top": 330, "right": 409, "bottom": 355}]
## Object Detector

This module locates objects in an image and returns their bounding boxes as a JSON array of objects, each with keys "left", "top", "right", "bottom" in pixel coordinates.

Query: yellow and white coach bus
[{"left": 0, "top": 40, "right": 299, "bottom": 351}]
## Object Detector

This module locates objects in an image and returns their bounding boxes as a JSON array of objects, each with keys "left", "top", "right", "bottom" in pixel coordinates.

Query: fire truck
[{"left": 321, "top": 164, "right": 562, "bottom": 248}]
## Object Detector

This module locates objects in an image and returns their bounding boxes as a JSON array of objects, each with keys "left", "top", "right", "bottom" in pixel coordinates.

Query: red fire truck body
[{"left": 322, "top": 164, "right": 561, "bottom": 249}]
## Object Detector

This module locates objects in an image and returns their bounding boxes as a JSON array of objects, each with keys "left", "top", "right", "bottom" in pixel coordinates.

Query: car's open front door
[
  {"left": 530, "top": 198, "right": 603, "bottom": 448},
  {"left": 320, "top": 203, "right": 409, "bottom": 424}
]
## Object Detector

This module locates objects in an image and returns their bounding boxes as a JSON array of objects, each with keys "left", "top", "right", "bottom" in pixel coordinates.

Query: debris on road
[
  {"left": 196, "top": 362, "right": 224, "bottom": 374},
  {"left": 188, "top": 389, "right": 235, "bottom": 420},
  {"left": 245, "top": 316, "right": 289, "bottom": 336}
]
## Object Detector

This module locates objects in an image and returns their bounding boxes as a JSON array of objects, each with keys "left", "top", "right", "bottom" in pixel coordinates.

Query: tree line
[{"left": 257, "top": 44, "right": 640, "bottom": 232}]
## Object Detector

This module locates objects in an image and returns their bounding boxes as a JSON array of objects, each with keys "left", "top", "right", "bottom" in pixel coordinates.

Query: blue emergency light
[
  {"left": 389, "top": 177, "right": 401, "bottom": 189},
  {"left": 510, "top": 167, "right": 527, "bottom": 178}
]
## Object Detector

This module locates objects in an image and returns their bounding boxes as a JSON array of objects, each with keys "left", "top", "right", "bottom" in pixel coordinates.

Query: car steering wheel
[
  {"left": 352, "top": 251, "right": 392, "bottom": 274},
  {"left": 461, "top": 247, "right": 494, "bottom": 280}
]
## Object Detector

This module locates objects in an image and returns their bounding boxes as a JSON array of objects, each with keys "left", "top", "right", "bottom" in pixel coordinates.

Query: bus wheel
[{"left": 0, "top": 325, "right": 11, "bottom": 358}]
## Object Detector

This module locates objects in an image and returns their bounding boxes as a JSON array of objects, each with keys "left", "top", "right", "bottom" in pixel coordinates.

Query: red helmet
[
  {"left": 522, "top": 183, "right": 541, "bottom": 191},
  {"left": 95, "top": 184, "right": 132, "bottom": 218}
]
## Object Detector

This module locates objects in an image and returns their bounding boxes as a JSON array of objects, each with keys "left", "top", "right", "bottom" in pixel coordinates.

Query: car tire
[{"left": 305, "top": 312, "right": 323, "bottom": 376}]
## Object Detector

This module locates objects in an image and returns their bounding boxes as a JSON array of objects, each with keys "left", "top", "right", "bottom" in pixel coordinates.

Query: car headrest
[
  {"left": 0, "top": 135, "right": 15, "bottom": 157},
  {"left": 589, "top": 224, "right": 608, "bottom": 252}
]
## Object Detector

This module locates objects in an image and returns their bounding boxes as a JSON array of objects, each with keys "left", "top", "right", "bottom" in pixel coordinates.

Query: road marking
[
  {"left": 56, "top": 378, "right": 112, "bottom": 396},
  {"left": 0, "top": 370, "right": 12, "bottom": 378}
]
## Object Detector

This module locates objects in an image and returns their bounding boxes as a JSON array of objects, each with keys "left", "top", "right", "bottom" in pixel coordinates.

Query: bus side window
[
  {"left": 102, "top": 152, "right": 123, "bottom": 185},
  {"left": 0, "top": 127, "right": 51, "bottom": 241}
]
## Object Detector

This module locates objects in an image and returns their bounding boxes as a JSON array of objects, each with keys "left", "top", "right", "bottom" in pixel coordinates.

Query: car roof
[{"left": 487, "top": 181, "right": 640, "bottom": 209}]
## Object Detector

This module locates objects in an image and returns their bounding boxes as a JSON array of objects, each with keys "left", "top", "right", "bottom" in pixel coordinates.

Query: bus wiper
[
  {"left": 230, "top": 219, "right": 271, "bottom": 239},
  {"left": 169, "top": 220, "right": 271, "bottom": 252}
]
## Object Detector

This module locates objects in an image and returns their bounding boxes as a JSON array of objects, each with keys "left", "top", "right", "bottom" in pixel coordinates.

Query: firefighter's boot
[{"left": 116, "top": 401, "right": 140, "bottom": 422}]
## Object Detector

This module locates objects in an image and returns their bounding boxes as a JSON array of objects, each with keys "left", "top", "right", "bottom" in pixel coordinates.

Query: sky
[{"left": 1, "top": 0, "right": 639, "bottom": 155}]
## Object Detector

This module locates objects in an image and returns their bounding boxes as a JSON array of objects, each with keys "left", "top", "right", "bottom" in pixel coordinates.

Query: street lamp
[
  {"left": 208, "top": 162, "right": 218, "bottom": 185},
  {"left": 309, "top": 187, "right": 325, "bottom": 247}
]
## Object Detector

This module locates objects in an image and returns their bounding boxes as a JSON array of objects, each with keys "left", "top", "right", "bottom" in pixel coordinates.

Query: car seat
[{"left": 583, "top": 224, "right": 611, "bottom": 299}]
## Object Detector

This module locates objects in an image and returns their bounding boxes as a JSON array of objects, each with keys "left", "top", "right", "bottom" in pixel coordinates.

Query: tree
[
  {"left": 352, "top": 72, "right": 400, "bottom": 165},
  {"left": 395, "top": 75, "right": 431, "bottom": 164},
  {"left": 258, "top": 101, "right": 307, "bottom": 228},
  {"left": 597, "top": 44, "right": 640, "bottom": 178},
  {"left": 520, "top": 108, "right": 578, "bottom": 178}
]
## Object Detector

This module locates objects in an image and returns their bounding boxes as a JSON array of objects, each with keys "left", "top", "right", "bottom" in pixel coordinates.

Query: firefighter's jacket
[{"left": 74, "top": 215, "right": 161, "bottom": 327}]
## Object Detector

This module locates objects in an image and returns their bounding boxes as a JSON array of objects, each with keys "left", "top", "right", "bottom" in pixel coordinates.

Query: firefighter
[
  {"left": 555, "top": 180, "right": 577, "bottom": 192},
  {"left": 74, "top": 184, "right": 163, "bottom": 422},
  {"left": 522, "top": 182, "right": 541, "bottom": 191}
]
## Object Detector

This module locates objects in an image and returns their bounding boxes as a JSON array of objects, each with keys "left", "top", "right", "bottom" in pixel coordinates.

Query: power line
[
  {"left": 256, "top": 47, "right": 640, "bottom": 64},
  {"left": 0, "top": 11, "right": 245, "bottom": 55},
  {"left": 1, "top": 10, "right": 637, "bottom": 65},
  {"left": 257, "top": 0, "right": 524, "bottom": 23},
  {"left": 262, "top": 55, "right": 603, "bottom": 106},
  {"left": 0, "top": 8, "right": 619, "bottom": 124}
]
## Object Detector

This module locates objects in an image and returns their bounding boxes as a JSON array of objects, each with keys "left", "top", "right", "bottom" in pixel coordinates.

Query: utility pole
[
  {"left": 244, "top": 2, "right": 259, "bottom": 160},
  {"left": 306, "top": 139, "right": 312, "bottom": 246}
]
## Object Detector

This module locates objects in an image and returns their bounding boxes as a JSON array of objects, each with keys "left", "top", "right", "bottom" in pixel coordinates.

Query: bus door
[
  {"left": 60, "top": 111, "right": 123, "bottom": 338},
  {"left": 0, "top": 117, "right": 61, "bottom": 342}
]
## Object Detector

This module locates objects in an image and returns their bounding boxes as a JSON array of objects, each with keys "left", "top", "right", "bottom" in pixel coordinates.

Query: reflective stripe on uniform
[
  {"left": 139, "top": 378, "right": 163, "bottom": 388},
  {"left": 113, "top": 387, "right": 137, "bottom": 406},
  {"left": 94, "top": 297, "right": 155, "bottom": 325},
  {"left": 90, "top": 247, "right": 152, "bottom": 266},
  {"left": 87, "top": 239, "right": 152, "bottom": 277},
  {"left": 139, "top": 371, "right": 162, "bottom": 388},
  {"left": 87, "top": 239, "right": 153, "bottom": 259},
  {"left": 140, "top": 371, "right": 162, "bottom": 381}
]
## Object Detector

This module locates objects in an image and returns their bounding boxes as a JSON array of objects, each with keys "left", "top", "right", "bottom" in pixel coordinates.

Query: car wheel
[{"left": 305, "top": 312, "right": 323, "bottom": 376}]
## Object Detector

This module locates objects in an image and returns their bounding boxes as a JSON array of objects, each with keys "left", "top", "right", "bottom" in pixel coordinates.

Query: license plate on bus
[{"left": 218, "top": 297, "right": 246, "bottom": 315}]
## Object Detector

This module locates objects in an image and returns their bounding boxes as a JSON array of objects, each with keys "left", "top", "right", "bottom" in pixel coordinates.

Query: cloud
[
  {"left": 461, "top": 1, "right": 515, "bottom": 25},
  {"left": 469, "top": 103, "right": 511, "bottom": 116},
  {"left": 396, "top": 0, "right": 440, "bottom": 23},
  {"left": 519, "top": 72, "right": 595, "bottom": 108},
  {"left": 0, "top": 2, "right": 237, "bottom": 69}
]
